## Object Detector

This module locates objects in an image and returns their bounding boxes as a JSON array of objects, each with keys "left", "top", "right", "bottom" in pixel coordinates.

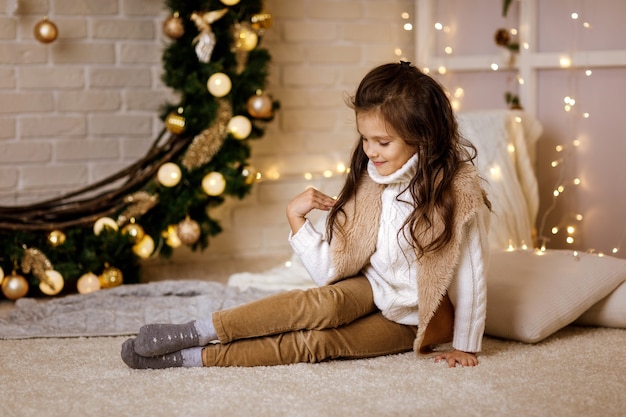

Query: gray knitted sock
[
  {"left": 121, "top": 338, "right": 184, "bottom": 369},
  {"left": 134, "top": 321, "right": 199, "bottom": 357}
]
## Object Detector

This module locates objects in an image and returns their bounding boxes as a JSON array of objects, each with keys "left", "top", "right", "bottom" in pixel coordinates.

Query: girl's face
[{"left": 357, "top": 111, "right": 416, "bottom": 176}]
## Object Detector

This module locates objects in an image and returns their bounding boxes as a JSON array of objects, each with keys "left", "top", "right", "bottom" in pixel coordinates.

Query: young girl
[{"left": 121, "top": 61, "right": 491, "bottom": 369}]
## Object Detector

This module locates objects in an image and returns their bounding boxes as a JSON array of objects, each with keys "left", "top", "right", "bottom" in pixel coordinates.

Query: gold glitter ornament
[
  {"left": 163, "top": 13, "right": 184, "bottom": 40},
  {"left": 176, "top": 217, "right": 201, "bottom": 246},
  {"left": 181, "top": 99, "right": 232, "bottom": 171},
  {"left": 34, "top": 17, "right": 58, "bottom": 44},
  {"left": 39, "top": 270, "right": 64, "bottom": 296},
  {"left": 117, "top": 192, "right": 159, "bottom": 226},
  {"left": 232, "top": 22, "right": 258, "bottom": 52},
  {"left": 47, "top": 230, "right": 66, "bottom": 247},
  {"left": 21, "top": 246, "right": 55, "bottom": 288},
  {"left": 163, "top": 225, "right": 182, "bottom": 248},
  {"left": 77, "top": 272, "right": 101, "bottom": 294},
  {"left": 1, "top": 271, "right": 29, "bottom": 300},
  {"left": 99, "top": 265, "right": 123, "bottom": 289}
]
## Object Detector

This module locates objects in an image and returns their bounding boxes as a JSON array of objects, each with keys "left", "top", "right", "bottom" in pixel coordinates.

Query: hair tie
[{"left": 400, "top": 60, "right": 411, "bottom": 69}]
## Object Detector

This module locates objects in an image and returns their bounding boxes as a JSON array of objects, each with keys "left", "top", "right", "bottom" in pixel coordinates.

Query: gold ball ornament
[
  {"left": 207, "top": 72, "right": 232, "bottom": 97},
  {"left": 99, "top": 265, "right": 123, "bottom": 289},
  {"left": 77, "top": 272, "right": 101, "bottom": 294},
  {"left": 122, "top": 222, "right": 145, "bottom": 243},
  {"left": 163, "top": 225, "right": 183, "bottom": 248},
  {"left": 157, "top": 162, "right": 182, "bottom": 187},
  {"left": 176, "top": 217, "right": 201, "bottom": 246},
  {"left": 1, "top": 272, "right": 29, "bottom": 301},
  {"left": 132, "top": 234, "right": 155, "bottom": 259},
  {"left": 246, "top": 91, "right": 273, "bottom": 119},
  {"left": 0, "top": 266, "right": 3, "bottom": 282},
  {"left": 163, "top": 13, "right": 184, "bottom": 40},
  {"left": 228, "top": 115, "right": 252, "bottom": 140},
  {"left": 93, "top": 217, "right": 119, "bottom": 236},
  {"left": 251, "top": 12, "right": 273, "bottom": 32},
  {"left": 242, "top": 166, "right": 260, "bottom": 184},
  {"left": 202, "top": 172, "right": 227, "bottom": 196},
  {"left": 34, "top": 17, "right": 58, "bottom": 44},
  {"left": 232, "top": 22, "right": 258, "bottom": 52},
  {"left": 165, "top": 108, "right": 186, "bottom": 135},
  {"left": 47, "top": 230, "right": 66, "bottom": 247},
  {"left": 39, "top": 270, "right": 64, "bottom": 296},
  {"left": 221, "top": 0, "right": 241, "bottom": 5}
]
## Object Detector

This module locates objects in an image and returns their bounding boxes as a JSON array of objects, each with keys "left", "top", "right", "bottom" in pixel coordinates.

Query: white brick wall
[{"left": 0, "top": 0, "right": 415, "bottom": 267}]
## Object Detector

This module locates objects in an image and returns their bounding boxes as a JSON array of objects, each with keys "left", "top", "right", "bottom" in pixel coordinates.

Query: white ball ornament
[
  {"left": 39, "top": 270, "right": 64, "bottom": 296},
  {"left": 207, "top": 72, "right": 232, "bottom": 97},
  {"left": 77, "top": 272, "right": 101, "bottom": 294},
  {"left": 221, "top": 0, "right": 241, "bottom": 5},
  {"left": 228, "top": 115, "right": 252, "bottom": 140},
  {"left": 157, "top": 162, "right": 182, "bottom": 187},
  {"left": 93, "top": 217, "right": 119, "bottom": 235},
  {"left": 202, "top": 172, "right": 227, "bottom": 196}
]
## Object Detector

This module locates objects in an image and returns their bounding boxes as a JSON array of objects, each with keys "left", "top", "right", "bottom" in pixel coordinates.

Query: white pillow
[
  {"left": 484, "top": 249, "right": 626, "bottom": 343},
  {"left": 574, "top": 281, "right": 626, "bottom": 328}
]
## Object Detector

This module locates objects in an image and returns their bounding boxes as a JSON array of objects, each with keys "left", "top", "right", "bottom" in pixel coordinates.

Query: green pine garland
[{"left": 0, "top": 0, "right": 277, "bottom": 297}]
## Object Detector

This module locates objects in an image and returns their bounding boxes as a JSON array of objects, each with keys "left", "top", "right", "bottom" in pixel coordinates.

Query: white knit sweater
[{"left": 289, "top": 155, "right": 490, "bottom": 352}]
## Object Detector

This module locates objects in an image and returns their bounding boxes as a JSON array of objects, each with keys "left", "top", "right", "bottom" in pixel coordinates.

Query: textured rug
[{"left": 0, "top": 280, "right": 276, "bottom": 339}]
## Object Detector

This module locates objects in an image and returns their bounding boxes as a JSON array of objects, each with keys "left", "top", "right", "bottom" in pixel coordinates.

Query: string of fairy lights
[{"left": 414, "top": 3, "right": 626, "bottom": 257}]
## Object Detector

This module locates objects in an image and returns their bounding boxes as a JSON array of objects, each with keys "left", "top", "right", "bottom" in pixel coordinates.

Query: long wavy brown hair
[{"left": 326, "top": 62, "right": 480, "bottom": 258}]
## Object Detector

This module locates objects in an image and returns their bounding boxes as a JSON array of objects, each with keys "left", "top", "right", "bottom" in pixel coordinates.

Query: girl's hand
[
  {"left": 434, "top": 350, "right": 478, "bottom": 368},
  {"left": 286, "top": 187, "right": 336, "bottom": 234}
]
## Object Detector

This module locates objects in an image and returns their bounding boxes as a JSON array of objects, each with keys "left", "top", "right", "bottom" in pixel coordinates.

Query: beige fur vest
[{"left": 327, "top": 163, "right": 486, "bottom": 355}]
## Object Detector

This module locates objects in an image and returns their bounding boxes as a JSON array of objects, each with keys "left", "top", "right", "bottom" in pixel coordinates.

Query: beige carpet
[{"left": 1, "top": 324, "right": 625, "bottom": 417}]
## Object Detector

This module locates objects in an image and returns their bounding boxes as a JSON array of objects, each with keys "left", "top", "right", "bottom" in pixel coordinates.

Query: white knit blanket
[{"left": 0, "top": 280, "right": 276, "bottom": 340}]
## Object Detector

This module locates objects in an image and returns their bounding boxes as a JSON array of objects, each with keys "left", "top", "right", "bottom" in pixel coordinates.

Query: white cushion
[
  {"left": 485, "top": 249, "right": 626, "bottom": 343},
  {"left": 574, "top": 281, "right": 626, "bottom": 328}
]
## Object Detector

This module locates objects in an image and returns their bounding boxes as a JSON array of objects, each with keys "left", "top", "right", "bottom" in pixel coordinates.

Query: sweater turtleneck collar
[{"left": 367, "top": 153, "right": 418, "bottom": 186}]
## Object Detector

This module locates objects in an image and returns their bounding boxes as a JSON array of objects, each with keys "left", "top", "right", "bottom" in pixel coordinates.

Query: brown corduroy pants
[{"left": 201, "top": 275, "right": 417, "bottom": 367}]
